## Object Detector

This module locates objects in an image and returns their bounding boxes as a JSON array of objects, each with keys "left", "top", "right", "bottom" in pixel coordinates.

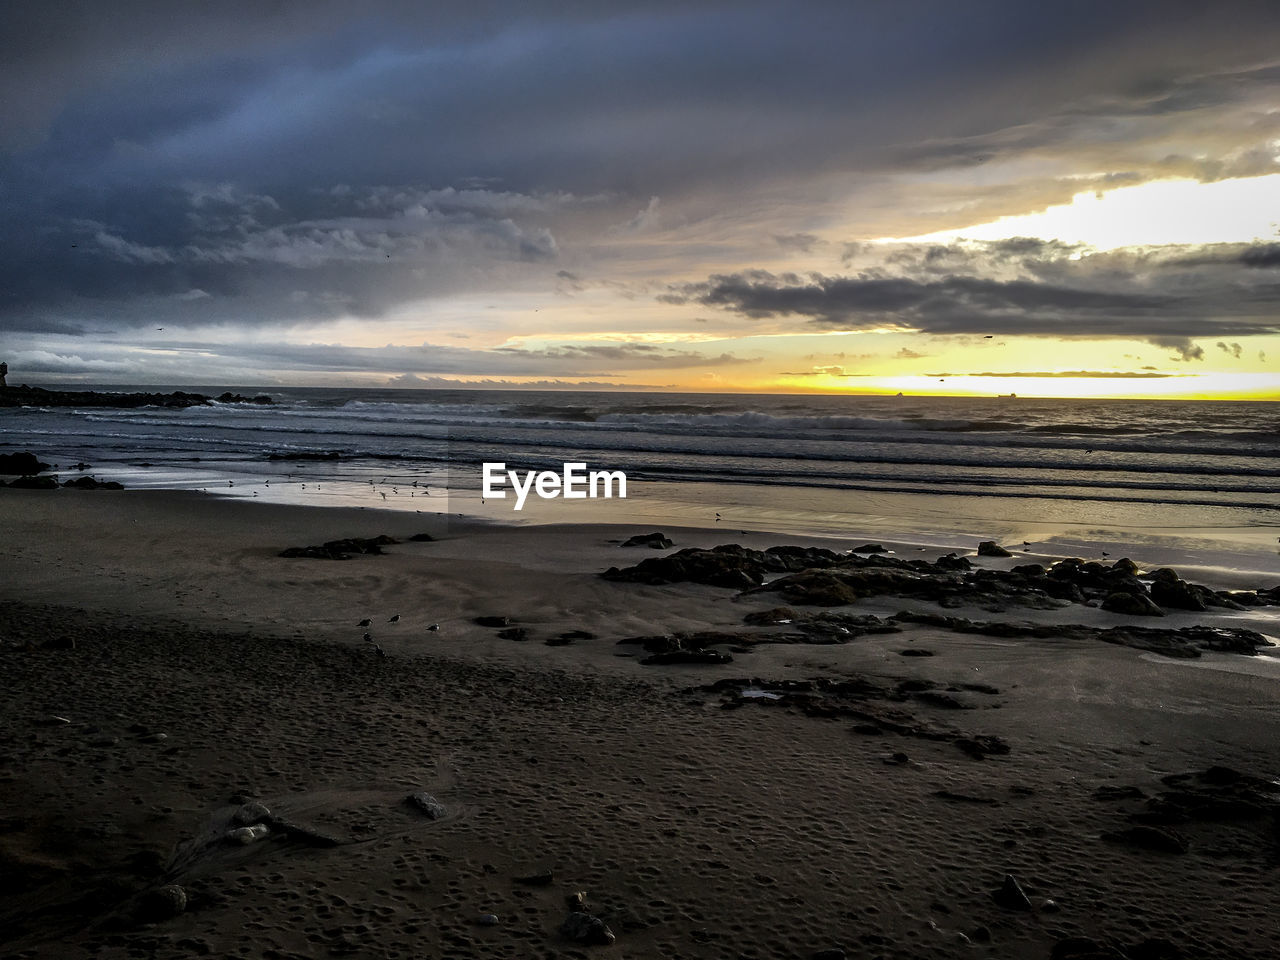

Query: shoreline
[{"left": 3, "top": 487, "right": 1280, "bottom": 958}]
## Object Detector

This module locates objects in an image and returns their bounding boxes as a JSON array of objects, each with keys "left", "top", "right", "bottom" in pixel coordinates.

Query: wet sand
[{"left": 2, "top": 489, "right": 1279, "bottom": 959}]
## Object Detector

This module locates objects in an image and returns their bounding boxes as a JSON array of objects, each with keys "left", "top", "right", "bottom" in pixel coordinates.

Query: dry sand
[{"left": 2, "top": 489, "right": 1279, "bottom": 959}]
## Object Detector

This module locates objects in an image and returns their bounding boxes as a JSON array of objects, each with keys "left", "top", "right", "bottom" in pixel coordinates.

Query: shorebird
[
  {"left": 427, "top": 623, "right": 439, "bottom": 632},
  {"left": 387, "top": 614, "right": 400, "bottom": 623},
  {"left": 374, "top": 644, "right": 387, "bottom": 659},
  {"left": 362, "top": 632, "right": 373, "bottom": 643},
  {"left": 358, "top": 618, "right": 371, "bottom": 627}
]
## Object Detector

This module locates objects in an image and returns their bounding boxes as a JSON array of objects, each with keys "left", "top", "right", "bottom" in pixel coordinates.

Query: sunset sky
[{"left": 2, "top": 1, "right": 1279, "bottom": 398}]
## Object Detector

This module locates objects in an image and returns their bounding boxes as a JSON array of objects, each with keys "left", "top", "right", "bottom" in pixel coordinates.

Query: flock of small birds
[
  {"left": 357, "top": 612, "right": 441, "bottom": 659},
  {"left": 195, "top": 474, "right": 438, "bottom": 503}
]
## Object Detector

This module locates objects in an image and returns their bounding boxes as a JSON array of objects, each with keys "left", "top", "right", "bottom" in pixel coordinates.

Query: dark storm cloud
[
  {"left": 1241, "top": 244, "right": 1280, "bottom": 268},
  {"left": 386, "top": 374, "right": 675, "bottom": 390},
  {"left": 666, "top": 255, "right": 1280, "bottom": 356},
  {"left": 0, "top": 181, "right": 575, "bottom": 330},
  {"left": 151, "top": 338, "right": 749, "bottom": 377},
  {"left": 4, "top": 0, "right": 1280, "bottom": 350}
]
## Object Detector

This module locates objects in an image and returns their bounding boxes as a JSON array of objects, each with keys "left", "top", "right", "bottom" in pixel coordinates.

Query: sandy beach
[{"left": 3, "top": 488, "right": 1280, "bottom": 960}]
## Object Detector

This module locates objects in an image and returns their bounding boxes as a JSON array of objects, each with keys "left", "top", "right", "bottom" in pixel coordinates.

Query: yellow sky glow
[{"left": 891, "top": 175, "right": 1280, "bottom": 249}]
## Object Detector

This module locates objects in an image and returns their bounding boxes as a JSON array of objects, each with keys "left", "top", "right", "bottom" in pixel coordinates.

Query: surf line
[{"left": 482, "top": 461, "right": 627, "bottom": 511}]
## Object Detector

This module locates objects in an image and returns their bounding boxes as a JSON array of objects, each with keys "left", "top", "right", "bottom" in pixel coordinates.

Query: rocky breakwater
[{"left": 0, "top": 385, "right": 273, "bottom": 408}]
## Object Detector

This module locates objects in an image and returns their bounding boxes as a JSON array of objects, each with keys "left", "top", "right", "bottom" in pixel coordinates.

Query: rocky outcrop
[
  {"left": 0, "top": 385, "right": 273, "bottom": 408},
  {"left": 604, "top": 544, "right": 1280, "bottom": 615},
  {"left": 621, "top": 531, "right": 674, "bottom": 548},
  {"left": 62, "top": 476, "right": 124, "bottom": 490},
  {"left": 278, "top": 535, "right": 399, "bottom": 560},
  {"left": 0, "top": 452, "right": 49, "bottom": 474}
]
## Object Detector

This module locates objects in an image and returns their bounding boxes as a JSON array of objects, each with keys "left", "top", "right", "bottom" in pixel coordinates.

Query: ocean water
[{"left": 3, "top": 387, "right": 1279, "bottom": 571}]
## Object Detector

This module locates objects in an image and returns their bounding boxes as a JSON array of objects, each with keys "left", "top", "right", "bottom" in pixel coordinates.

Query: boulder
[
  {"left": 0, "top": 452, "right": 50, "bottom": 474},
  {"left": 1101, "top": 591, "right": 1164, "bottom": 617},
  {"left": 1149, "top": 577, "right": 1208, "bottom": 611},
  {"left": 622, "top": 531, "right": 674, "bottom": 549},
  {"left": 977, "top": 541, "right": 1012, "bottom": 557},
  {"left": 62, "top": 476, "right": 124, "bottom": 490},
  {"left": 771, "top": 571, "right": 858, "bottom": 606},
  {"left": 7, "top": 475, "right": 58, "bottom": 489}
]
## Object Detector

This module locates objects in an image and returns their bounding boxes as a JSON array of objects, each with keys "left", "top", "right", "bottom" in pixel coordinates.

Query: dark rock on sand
[
  {"left": 1100, "top": 591, "right": 1165, "bottom": 616},
  {"left": 890, "top": 610, "right": 1271, "bottom": 658},
  {"left": 850, "top": 543, "right": 886, "bottom": 553},
  {"left": 0, "top": 452, "right": 50, "bottom": 474},
  {"left": 771, "top": 571, "right": 859, "bottom": 606},
  {"left": 498, "top": 627, "right": 530, "bottom": 641},
  {"left": 278, "top": 535, "right": 399, "bottom": 560},
  {"left": 603, "top": 545, "right": 767, "bottom": 590},
  {"left": 1149, "top": 577, "right": 1209, "bottom": 611},
  {"left": 977, "top": 541, "right": 1012, "bottom": 557},
  {"left": 137, "top": 884, "right": 187, "bottom": 922},
  {"left": 743, "top": 606, "right": 798, "bottom": 625},
  {"left": 62, "top": 476, "right": 125, "bottom": 490},
  {"left": 560, "top": 911, "right": 616, "bottom": 946},
  {"left": 406, "top": 791, "right": 447, "bottom": 819},
  {"left": 473, "top": 616, "right": 513, "bottom": 628},
  {"left": 5, "top": 475, "right": 58, "bottom": 489},
  {"left": 622, "top": 531, "right": 674, "bottom": 549},
  {"left": 603, "top": 543, "right": 846, "bottom": 591},
  {"left": 992, "top": 874, "right": 1032, "bottom": 910},
  {"left": 408, "top": 533, "right": 436, "bottom": 542}
]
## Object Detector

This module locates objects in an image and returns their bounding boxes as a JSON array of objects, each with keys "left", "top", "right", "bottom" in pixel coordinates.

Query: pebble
[
  {"left": 476, "top": 913, "right": 499, "bottom": 927},
  {"left": 227, "top": 823, "right": 270, "bottom": 844}
]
